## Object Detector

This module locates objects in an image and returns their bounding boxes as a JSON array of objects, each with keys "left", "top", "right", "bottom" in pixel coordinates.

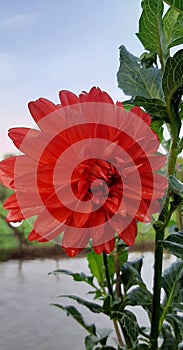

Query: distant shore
[{"left": 0, "top": 241, "right": 155, "bottom": 261}]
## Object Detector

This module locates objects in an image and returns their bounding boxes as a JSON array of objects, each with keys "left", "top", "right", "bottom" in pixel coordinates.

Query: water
[{"left": 0, "top": 253, "right": 175, "bottom": 350}]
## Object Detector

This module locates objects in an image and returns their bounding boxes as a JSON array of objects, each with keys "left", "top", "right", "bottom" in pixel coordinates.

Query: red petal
[
  {"left": 130, "top": 106, "right": 151, "bottom": 126},
  {"left": 62, "top": 226, "right": 89, "bottom": 252},
  {"left": 63, "top": 247, "right": 83, "bottom": 257},
  {"left": 118, "top": 219, "right": 137, "bottom": 246},
  {"left": 28, "top": 98, "right": 60, "bottom": 124},
  {"left": 93, "top": 238, "right": 115, "bottom": 254},
  {"left": 59, "top": 90, "right": 80, "bottom": 106},
  {"left": 80, "top": 87, "right": 114, "bottom": 104}
]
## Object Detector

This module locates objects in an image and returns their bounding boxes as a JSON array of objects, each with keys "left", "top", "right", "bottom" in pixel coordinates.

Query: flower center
[{"left": 71, "top": 158, "right": 122, "bottom": 207}]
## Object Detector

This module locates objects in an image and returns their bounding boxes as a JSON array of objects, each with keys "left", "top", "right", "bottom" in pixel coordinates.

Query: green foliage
[
  {"left": 49, "top": 269, "right": 95, "bottom": 287},
  {"left": 163, "top": 7, "right": 183, "bottom": 49},
  {"left": 132, "top": 97, "right": 168, "bottom": 121},
  {"left": 117, "top": 46, "right": 163, "bottom": 100},
  {"left": 132, "top": 96, "right": 168, "bottom": 140},
  {"left": 163, "top": 0, "right": 183, "bottom": 14},
  {"left": 52, "top": 303, "right": 97, "bottom": 335},
  {"left": 121, "top": 311, "right": 139, "bottom": 343},
  {"left": 162, "top": 49, "right": 183, "bottom": 131},
  {"left": 161, "top": 231, "right": 183, "bottom": 258},
  {"left": 87, "top": 251, "right": 105, "bottom": 287},
  {"left": 160, "top": 324, "right": 178, "bottom": 349},
  {"left": 137, "top": 0, "right": 168, "bottom": 65},
  {"left": 161, "top": 260, "right": 183, "bottom": 311},
  {"left": 168, "top": 175, "right": 183, "bottom": 195},
  {"left": 58, "top": 295, "right": 102, "bottom": 314},
  {"left": 85, "top": 328, "right": 113, "bottom": 350}
]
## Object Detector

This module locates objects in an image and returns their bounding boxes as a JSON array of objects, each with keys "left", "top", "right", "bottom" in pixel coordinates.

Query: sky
[{"left": 0, "top": 0, "right": 144, "bottom": 157}]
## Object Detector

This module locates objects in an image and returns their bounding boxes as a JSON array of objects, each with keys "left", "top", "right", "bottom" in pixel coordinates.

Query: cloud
[{"left": 0, "top": 13, "right": 38, "bottom": 28}]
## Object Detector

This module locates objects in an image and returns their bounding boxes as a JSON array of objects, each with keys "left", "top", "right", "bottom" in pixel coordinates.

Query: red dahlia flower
[{"left": 0, "top": 87, "right": 167, "bottom": 257}]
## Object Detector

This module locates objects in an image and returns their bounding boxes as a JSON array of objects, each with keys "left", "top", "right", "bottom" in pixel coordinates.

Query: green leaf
[
  {"left": 133, "top": 96, "right": 168, "bottom": 121},
  {"left": 87, "top": 251, "right": 104, "bottom": 286},
  {"left": 161, "top": 231, "right": 183, "bottom": 258},
  {"left": 150, "top": 119, "right": 164, "bottom": 141},
  {"left": 120, "top": 310, "right": 139, "bottom": 342},
  {"left": 121, "top": 257, "right": 144, "bottom": 293},
  {"left": 166, "top": 314, "right": 183, "bottom": 343},
  {"left": 117, "top": 45, "right": 164, "bottom": 100},
  {"left": 137, "top": 0, "right": 168, "bottom": 64},
  {"left": 161, "top": 260, "right": 183, "bottom": 311},
  {"left": 107, "top": 255, "right": 115, "bottom": 280},
  {"left": 85, "top": 328, "right": 112, "bottom": 350},
  {"left": 161, "top": 240, "right": 183, "bottom": 258},
  {"left": 132, "top": 96, "right": 169, "bottom": 141},
  {"left": 51, "top": 304, "right": 96, "bottom": 335},
  {"left": 125, "top": 286, "right": 152, "bottom": 311},
  {"left": 162, "top": 49, "right": 183, "bottom": 130},
  {"left": 163, "top": 8, "right": 183, "bottom": 49},
  {"left": 58, "top": 295, "right": 102, "bottom": 314},
  {"left": 49, "top": 269, "right": 95, "bottom": 287},
  {"left": 168, "top": 175, "right": 183, "bottom": 195},
  {"left": 102, "top": 295, "right": 113, "bottom": 315},
  {"left": 161, "top": 323, "right": 178, "bottom": 349},
  {"left": 118, "top": 249, "right": 128, "bottom": 269},
  {"left": 163, "top": 0, "right": 183, "bottom": 14}
]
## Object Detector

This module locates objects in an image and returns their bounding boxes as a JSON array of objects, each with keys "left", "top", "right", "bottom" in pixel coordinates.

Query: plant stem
[
  {"left": 102, "top": 253, "right": 124, "bottom": 347},
  {"left": 150, "top": 224, "right": 165, "bottom": 350},
  {"left": 176, "top": 208, "right": 183, "bottom": 231},
  {"left": 103, "top": 252, "right": 114, "bottom": 299},
  {"left": 113, "top": 320, "right": 124, "bottom": 348},
  {"left": 150, "top": 131, "right": 179, "bottom": 349}
]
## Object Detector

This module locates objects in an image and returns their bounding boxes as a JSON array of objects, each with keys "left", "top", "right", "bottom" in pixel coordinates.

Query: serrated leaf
[
  {"left": 166, "top": 314, "right": 183, "bottom": 343},
  {"left": 120, "top": 310, "right": 139, "bottom": 342},
  {"left": 125, "top": 286, "right": 152, "bottom": 310},
  {"left": 163, "top": 8, "right": 183, "bottom": 49},
  {"left": 117, "top": 45, "right": 164, "bottom": 100},
  {"left": 161, "top": 260, "right": 183, "bottom": 308},
  {"left": 49, "top": 269, "right": 95, "bottom": 287},
  {"left": 161, "top": 323, "right": 178, "bottom": 349},
  {"left": 87, "top": 251, "right": 104, "bottom": 286},
  {"left": 163, "top": 0, "right": 183, "bottom": 14},
  {"left": 58, "top": 295, "right": 102, "bottom": 313},
  {"left": 121, "top": 257, "right": 144, "bottom": 293},
  {"left": 162, "top": 49, "right": 183, "bottom": 129},
  {"left": 102, "top": 295, "right": 112, "bottom": 315},
  {"left": 137, "top": 0, "right": 168, "bottom": 64},
  {"left": 133, "top": 96, "right": 168, "bottom": 120},
  {"left": 132, "top": 96, "right": 168, "bottom": 141},
  {"left": 52, "top": 304, "right": 96, "bottom": 335},
  {"left": 150, "top": 119, "right": 164, "bottom": 141},
  {"left": 128, "top": 256, "right": 143, "bottom": 274},
  {"left": 85, "top": 328, "right": 112, "bottom": 350},
  {"left": 161, "top": 231, "right": 183, "bottom": 258},
  {"left": 168, "top": 175, "right": 183, "bottom": 195}
]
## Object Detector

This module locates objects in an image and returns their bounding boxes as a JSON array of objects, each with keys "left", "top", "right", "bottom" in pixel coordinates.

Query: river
[{"left": 0, "top": 252, "right": 175, "bottom": 350}]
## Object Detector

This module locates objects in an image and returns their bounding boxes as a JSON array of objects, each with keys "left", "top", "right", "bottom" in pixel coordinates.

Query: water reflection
[{"left": 0, "top": 253, "right": 176, "bottom": 350}]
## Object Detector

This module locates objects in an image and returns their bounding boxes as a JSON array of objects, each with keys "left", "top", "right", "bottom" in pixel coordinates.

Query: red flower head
[{"left": 0, "top": 87, "right": 167, "bottom": 257}]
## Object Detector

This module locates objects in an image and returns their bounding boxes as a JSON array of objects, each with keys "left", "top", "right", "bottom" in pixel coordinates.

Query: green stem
[
  {"left": 150, "top": 224, "right": 165, "bottom": 349},
  {"left": 168, "top": 138, "right": 179, "bottom": 176},
  {"left": 176, "top": 208, "right": 183, "bottom": 231},
  {"left": 150, "top": 132, "right": 179, "bottom": 349},
  {"left": 102, "top": 253, "right": 123, "bottom": 347},
  {"left": 103, "top": 253, "right": 132, "bottom": 348},
  {"left": 103, "top": 252, "right": 114, "bottom": 299}
]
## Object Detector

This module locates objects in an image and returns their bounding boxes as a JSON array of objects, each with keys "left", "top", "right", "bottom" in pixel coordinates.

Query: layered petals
[{"left": 0, "top": 86, "right": 167, "bottom": 257}]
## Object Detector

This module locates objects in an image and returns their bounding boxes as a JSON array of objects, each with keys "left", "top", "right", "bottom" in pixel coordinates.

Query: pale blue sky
[{"left": 0, "top": 0, "right": 143, "bottom": 157}]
